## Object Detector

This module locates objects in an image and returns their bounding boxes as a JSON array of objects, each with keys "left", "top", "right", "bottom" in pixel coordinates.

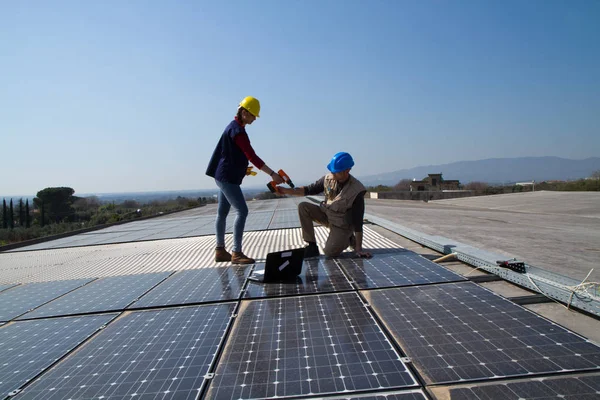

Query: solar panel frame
[
  {"left": 130, "top": 266, "right": 251, "bottom": 308},
  {"left": 17, "top": 273, "right": 170, "bottom": 320},
  {"left": 15, "top": 303, "right": 235, "bottom": 400},
  {"left": 243, "top": 257, "right": 354, "bottom": 299},
  {"left": 336, "top": 251, "right": 466, "bottom": 290},
  {"left": 0, "top": 313, "right": 118, "bottom": 399},
  {"left": 364, "top": 282, "right": 600, "bottom": 384},
  {"left": 325, "top": 390, "right": 428, "bottom": 400},
  {"left": 205, "top": 293, "right": 418, "bottom": 399},
  {"left": 0, "top": 283, "right": 18, "bottom": 293},
  {"left": 428, "top": 373, "right": 600, "bottom": 399},
  {"left": 0, "top": 279, "right": 94, "bottom": 322}
]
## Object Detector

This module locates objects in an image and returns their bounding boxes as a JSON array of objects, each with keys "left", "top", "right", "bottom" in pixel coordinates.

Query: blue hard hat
[{"left": 327, "top": 152, "right": 355, "bottom": 173}]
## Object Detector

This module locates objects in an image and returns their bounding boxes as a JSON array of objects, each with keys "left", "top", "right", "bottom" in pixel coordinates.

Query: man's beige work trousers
[{"left": 298, "top": 201, "right": 353, "bottom": 257}]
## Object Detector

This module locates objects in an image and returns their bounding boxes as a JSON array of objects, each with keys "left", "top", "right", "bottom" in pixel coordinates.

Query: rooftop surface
[{"left": 0, "top": 193, "right": 599, "bottom": 399}]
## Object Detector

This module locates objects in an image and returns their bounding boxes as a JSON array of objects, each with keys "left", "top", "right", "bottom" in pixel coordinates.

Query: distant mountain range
[{"left": 358, "top": 156, "right": 600, "bottom": 186}]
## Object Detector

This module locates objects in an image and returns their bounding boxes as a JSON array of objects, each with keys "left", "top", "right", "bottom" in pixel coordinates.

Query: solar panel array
[
  {"left": 204, "top": 293, "right": 418, "bottom": 399},
  {"left": 363, "top": 282, "right": 600, "bottom": 384},
  {"left": 0, "top": 279, "right": 94, "bottom": 322},
  {"left": 0, "top": 314, "right": 117, "bottom": 399},
  {"left": 1, "top": 197, "right": 599, "bottom": 399},
  {"left": 11, "top": 198, "right": 307, "bottom": 251},
  {"left": 15, "top": 305, "right": 234, "bottom": 400}
]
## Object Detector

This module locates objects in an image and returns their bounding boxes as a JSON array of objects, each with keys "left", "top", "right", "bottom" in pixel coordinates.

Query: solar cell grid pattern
[
  {"left": 429, "top": 374, "right": 600, "bottom": 400},
  {"left": 130, "top": 266, "right": 251, "bottom": 308},
  {"left": 17, "top": 273, "right": 170, "bottom": 320},
  {"left": 205, "top": 293, "right": 417, "bottom": 399},
  {"left": 267, "top": 208, "right": 301, "bottom": 229},
  {"left": 239, "top": 211, "right": 274, "bottom": 232},
  {"left": 364, "top": 282, "right": 600, "bottom": 384},
  {"left": 0, "top": 314, "right": 117, "bottom": 399},
  {"left": 244, "top": 257, "right": 354, "bottom": 299},
  {"left": 15, "top": 304, "right": 235, "bottom": 400},
  {"left": 330, "top": 390, "right": 428, "bottom": 400},
  {"left": 337, "top": 252, "right": 466, "bottom": 289},
  {"left": 0, "top": 279, "right": 93, "bottom": 322}
]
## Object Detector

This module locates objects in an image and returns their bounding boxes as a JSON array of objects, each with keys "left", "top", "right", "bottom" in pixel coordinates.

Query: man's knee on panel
[{"left": 323, "top": 244, "right": 344, "bottom": 258}]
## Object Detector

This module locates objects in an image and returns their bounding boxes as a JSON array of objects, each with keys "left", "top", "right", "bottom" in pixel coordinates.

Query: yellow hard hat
[{"left": 239, "top": 96, "right": 260, "bottom": 118}]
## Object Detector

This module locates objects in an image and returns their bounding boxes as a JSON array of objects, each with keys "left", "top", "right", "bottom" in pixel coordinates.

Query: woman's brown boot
[
  {"left": 231, "top": 251, "right": 255, "bottom": 264},
  {"left": 215, "top": 247, "right": 232, "bottom": 262}
]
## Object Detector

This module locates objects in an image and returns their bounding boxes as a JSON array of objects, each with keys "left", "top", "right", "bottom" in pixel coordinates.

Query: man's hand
[
  {"left": 276, "top": 187, "right": 293, "bottom": 196},
  {"left": 355, "top": 250, "right": 373, "bottom": 259}
]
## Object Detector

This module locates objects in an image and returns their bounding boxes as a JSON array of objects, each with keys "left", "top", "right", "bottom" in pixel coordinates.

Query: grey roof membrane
[{"left": 0, "top": 197, "right": 599, "bottom": 399}]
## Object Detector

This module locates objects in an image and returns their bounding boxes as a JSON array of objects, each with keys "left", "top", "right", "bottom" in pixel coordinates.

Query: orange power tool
[{"left": 267, "top": 169, "right": 295, "bottom": 193}]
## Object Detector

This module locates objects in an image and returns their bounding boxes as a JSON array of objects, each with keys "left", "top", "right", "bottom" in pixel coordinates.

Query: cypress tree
[
  {"left": 41, "top": 202, "right": 45, "bottom": 227},
  {"left": 25, "top": 199, "right": 31, "bottom": 228},
  {"left": 9, "top": 199, "right": 15, "bottom": 229},
  {"left": 19, "top": 199, "right": 24, "bottom": 226},
  {"left": 2, "top": 199, "right": 6, "bottom": 229}
]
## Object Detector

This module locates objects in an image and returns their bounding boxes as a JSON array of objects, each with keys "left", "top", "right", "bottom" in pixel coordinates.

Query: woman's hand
[{"left": 271, "top": 172, "right": 285, "bottom": 184}]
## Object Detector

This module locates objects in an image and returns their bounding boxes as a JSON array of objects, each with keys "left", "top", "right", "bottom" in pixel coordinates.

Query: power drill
[{"left": 267, "top": 169, "right": 295, "bottom": 193}]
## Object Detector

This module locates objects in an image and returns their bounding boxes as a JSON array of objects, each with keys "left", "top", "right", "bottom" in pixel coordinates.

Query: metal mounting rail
[{"left": 365, "top": 213, "right": 600, "bottom": 317}]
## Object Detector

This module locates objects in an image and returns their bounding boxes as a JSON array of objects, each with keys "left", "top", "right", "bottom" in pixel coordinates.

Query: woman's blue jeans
[{"left": 215, "top": 180, "right": 248, "bottom": 252}]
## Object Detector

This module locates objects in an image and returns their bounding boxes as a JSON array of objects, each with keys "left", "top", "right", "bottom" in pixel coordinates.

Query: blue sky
[{"left": 2, "top": 0, "right": 599, "bottom": 196}]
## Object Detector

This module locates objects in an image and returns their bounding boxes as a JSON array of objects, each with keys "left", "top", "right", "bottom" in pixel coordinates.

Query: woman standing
[{"left": 206, "top": 96, "right": 284, "bottom": 264}]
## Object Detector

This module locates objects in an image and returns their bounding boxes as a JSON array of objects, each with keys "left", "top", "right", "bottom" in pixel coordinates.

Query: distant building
[{"left": 410, "top": 173, "right": 461, "bottom": 191}]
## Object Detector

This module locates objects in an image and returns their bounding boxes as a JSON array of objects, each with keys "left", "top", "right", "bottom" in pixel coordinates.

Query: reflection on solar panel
[
  {"left": 205, "top": 293, "right": 417, "bottom": 399},
  {"left": 244, "top": 258, "right": 353, "bottom": 299},
  {"left": 337, "top": 252, "right": 465, "bottom": 289},
  {"left": 267, "top": 209, "right": 301, "bottom": 229},
  {"left": 18, "top": 273, "right": 170, "bottom": 320},
  {"left": 326, "top": 389, "right": 428, "bottom": 400},
  {"left": 364, "top": 282, "right": 600, "bottom": 384},
  {"left": 0, "top": 283, "right": 18, "bottom": 293},
  {"left": 0, "top": 314, "right": 117, "bottom": 398},
  {"left": 429, "top": 374, "right": 600, "bottom": 399},
  {"left": 0, "top": 279, "right": 93, "bottom": 322},
  {"left": 16, "top": 304, "right": 235, "bottom": 400},
  {"left": 242, "top": 211, "right": 274, "bottom": 231},
  {"left": 130, "top": 266, "right": 250, "bottom": 308}
]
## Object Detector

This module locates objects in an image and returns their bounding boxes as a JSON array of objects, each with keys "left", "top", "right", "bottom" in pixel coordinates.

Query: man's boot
[
  {"left": 303, "top": 242, "right": 320, "bottom": 258},
  {"left": 215, "top": 247, "right": 232, "bottom": 262},
  {"left": 231, "top": 251, "right": 255, "bottom": 264}
]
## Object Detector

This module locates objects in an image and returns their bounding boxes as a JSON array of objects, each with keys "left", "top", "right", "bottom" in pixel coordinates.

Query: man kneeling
[{"left": 275, "top": 152, "right": 372, "bottom": 259}]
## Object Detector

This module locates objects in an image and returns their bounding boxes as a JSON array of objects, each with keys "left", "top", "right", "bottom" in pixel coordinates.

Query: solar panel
[
  {"left": 429, "top": 373, "right": 600, "bottom": 399},
  {"left": 0, "top": 313, "right": 117, "bottom": 399},
  {"left": 244, "top": 258, "right": 353, "bottom": 299},
  {"left": 242, "top": 211, "right": 274, "bottom": 231},
  {"left": 205, "top": 293, "right": 418, "bottom": 399},
  {"left": 17, "top": 273, "right": 170, "bottom": 320},
  {"left": 0, "top": 279, "right": 93, "bottom": 322},
  {"left": 0, "top": 283, "right": 18, "bottom": 293},
  {"left": 130, "top": 266, "right": 251, "bottom": 308},
  {"left": 364, "top": 282, "right": 600, "bottom": 384},
  {"left": 16, "top": 303, "right": 235, "bottom": 400},
  {"left": 268, "top": 209, "right": 301, "bottom": 230},
  {"left": 337, "top": 252, "right": 465, "bottom": 289},
  {"left": 326, "top": 390, "right": 428, "bottom": 400}
]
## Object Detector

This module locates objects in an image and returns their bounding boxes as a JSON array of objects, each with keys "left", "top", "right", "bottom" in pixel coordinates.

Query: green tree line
[{"left": 0, "top": 187, "right": 217, "bottom": 246}]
